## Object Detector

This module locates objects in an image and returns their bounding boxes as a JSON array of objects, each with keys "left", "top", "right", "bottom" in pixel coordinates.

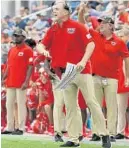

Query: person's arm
[
  {"left": 76, "top": 41, "right": 95, "bottom": 71},
  {"left": 21, "top": 48, "right": 34, "bottom": 90},
  {"left": 76, "top": 21, "right": 95, "bottom": 71},
  {"left": 1, "top": 66, "right": 8, "bottom": 86},
  {"left": 124, "top": 57, "right": 129, "bottom": 86},
  {"left": 2, "top": 66, "right": 8, "bottom": 81},
  {"left": 78, "top": 3, "right": 86, "bottom": 24},
  {"left": 36, "top": 43, "right": 51, "bottom": 58},
  {"left": 21, "top": 65, "right": 33, "bottom": 90},
  {"left": 36, "top": 27, "right": 53, "bottom": 58}
]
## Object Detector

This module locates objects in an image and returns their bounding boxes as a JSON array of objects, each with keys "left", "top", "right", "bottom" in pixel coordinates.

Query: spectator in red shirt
[
  {"left": 118, "top": 4, "right": 129, "bottom": 24},
  {"left": 37, "top": 68, "right": 54, "bottom": 135},
  {"left": 37, "top": 2, "right": 110, "bottom": 148},
  {"left": 1, "top": 29, "right": 33, "bottom": 135}
]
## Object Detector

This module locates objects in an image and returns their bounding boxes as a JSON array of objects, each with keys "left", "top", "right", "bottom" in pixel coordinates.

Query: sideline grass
[{"left": 1, "top": 136, "right": 129, "bottom": 148}]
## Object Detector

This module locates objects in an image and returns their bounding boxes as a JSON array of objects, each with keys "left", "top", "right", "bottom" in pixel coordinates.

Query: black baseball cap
[{"left": 13, "top": 28, "right": 27, "bottom": 37}]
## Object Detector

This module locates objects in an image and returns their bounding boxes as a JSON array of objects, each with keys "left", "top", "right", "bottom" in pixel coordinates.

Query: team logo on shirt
[
  {"left": 111, "top": 41, "right": 116, "bottom": 46},
  {"left": 67, "top": 28, "right": 76, "bottom": 34},
  {"left": 86, "top": 34, "right": 92, "bottom": 39},
  {"left": 18, "top": 52, "right": 24, "bottom": 56}
]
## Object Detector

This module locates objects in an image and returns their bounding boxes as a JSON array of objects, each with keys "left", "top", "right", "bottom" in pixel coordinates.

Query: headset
[{"left": 51, "top": 1, "right": 72, "bottom": 13}]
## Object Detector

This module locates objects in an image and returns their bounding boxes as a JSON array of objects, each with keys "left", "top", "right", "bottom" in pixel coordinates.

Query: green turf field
[{"left": 1, "top": 136, "right": 129, "bottom": 148}]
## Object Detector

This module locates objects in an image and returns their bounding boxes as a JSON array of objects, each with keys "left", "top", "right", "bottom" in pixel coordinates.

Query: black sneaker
[
  {"left": 90, "top": 134, "right": 101, "bottom": 141},
  {"left": 78, "top": 135, "right": 83, "bottom": 141},
  {"left": 102, "top": 135, "right": 111, "bottom": 148},
  {"left": 110, "top": 136, "right": 116, "bottom": 142},
  {"left": 1, "top": 130, "right": 12, "bottom": 134},
  {"left": 115, "top": 134, "right": 125, "bottom": 139},
  {"left": 60, "top": 141, "right": 80, "bottom": 147},
  {"left": 55, "top": 134, "right": 64, "bottom": 142},
  {"left": 12, "top": 129, "right": 23, "bottom": 135}
]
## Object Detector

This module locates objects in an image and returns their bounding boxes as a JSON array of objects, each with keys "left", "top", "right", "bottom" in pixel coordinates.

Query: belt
[
  {"left": 60, "top": 67, "right": 66, "bottom": 73},
  {"left": 92, "top": 73, "right": 106, "bottom": 78},
  {"left": 92, "top": 73, "right": 96, "bottom": 76},
  {"left": 51, "top": 67, "right": 66, "bottom": 74}
]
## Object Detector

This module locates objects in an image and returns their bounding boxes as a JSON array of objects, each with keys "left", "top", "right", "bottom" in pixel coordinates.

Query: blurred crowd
[{"left": 1, "top": 0, "right": 129, "bottom": 139}]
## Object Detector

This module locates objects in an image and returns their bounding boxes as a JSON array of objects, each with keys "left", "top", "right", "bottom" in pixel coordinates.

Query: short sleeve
[
  {"left": 78, "top": 23, "right": 94, "bottom": 46},
  {"left": 41, "top": 27, "right": 53, "bottom": 49}
]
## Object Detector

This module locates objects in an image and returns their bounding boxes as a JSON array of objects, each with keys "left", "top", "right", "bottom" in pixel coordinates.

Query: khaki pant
[
  {"left": 14, "top": 103, "right": 18, "bottom": 129},
  {"left": 117, "top": 92, "right": 129, "bottom": 134},
  {"left": 52, "top": 79, "right": 82, "bottom": 137},
  {"left": 63, "top": 74, "right": 108, "bottom": 144},
  {"left": 92, "top": 75, "right": 118, "bottom": 136},
  {"left": 52, "top": 81, "right": 65, "bottom": 136},
  {"left": 6, "top": 88, "right": 27, "bottom": 131}
]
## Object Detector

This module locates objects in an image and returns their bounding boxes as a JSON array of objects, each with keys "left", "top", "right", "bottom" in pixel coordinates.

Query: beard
[{"left": 15, "top": 40, "right": 23, "bottom": 44}]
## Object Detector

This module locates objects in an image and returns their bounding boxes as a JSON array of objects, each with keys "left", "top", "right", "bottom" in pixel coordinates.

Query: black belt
[
  {"left": 51, "top": 67, "right": 66, "bottom": 74},
  {"left": 60, "top": 67, "right": 66, "bottom": 73},
  {"left": 92, "top": 73, "right": 107, "bottom": 78},
  {"left": 92, "top": 73, "right": 96, "bottom": 76}
]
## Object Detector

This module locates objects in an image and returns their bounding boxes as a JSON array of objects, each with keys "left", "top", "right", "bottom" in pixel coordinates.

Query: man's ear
[
  {"left": 109, "top": 24, "right": 114, "bottom": 32},
  {"left": 64, "top": 9, "right": 70, "bottom": 15}
]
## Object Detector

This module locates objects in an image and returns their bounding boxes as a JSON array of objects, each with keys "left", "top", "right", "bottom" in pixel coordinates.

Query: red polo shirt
[
  {"left": 6, "top": 43, "right": 33, "bottom": 88},
  {"left": 42, "top": 19, "right": 94, "bottom": 74},
  {"left": 90, "top": 29, "right": 129, "bottom": 79}
]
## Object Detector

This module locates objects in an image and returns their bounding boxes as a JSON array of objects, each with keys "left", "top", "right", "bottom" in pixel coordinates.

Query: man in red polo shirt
[
  {"left": 37, "top": 2, "right": 111, "bottom": 148},
  {"left": 2, "top": 29, "right": 33, "bottom": 135},
  {"left": 90, "top": 17, "right": 129, "bottom": 142},
  {"left": 78, "top": 5, "right": 129, "bottom": 142}
]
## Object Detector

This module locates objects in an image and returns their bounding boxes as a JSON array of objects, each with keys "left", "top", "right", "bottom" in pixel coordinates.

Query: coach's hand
[
  {"left": 21, "top": 81, "right": 28, "bottom": 90},
  {"left": 125, "top": 77, "right": 129, "bottom": 87},
  {"left": 42, "top": 50, "right": 51, "bottom": 58},
  {"left": 76, "top": 60, "right": 86, "bottom": 72},
  {"left": 36, "top": 43, "right": 51, "bottom": 58}
]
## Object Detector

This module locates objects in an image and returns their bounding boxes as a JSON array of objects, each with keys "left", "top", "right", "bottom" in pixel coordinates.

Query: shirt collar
[
  {"left": 16, "top": 42, "right": 26, "bottom": 49},
  {"left": 56, "top": 18, "right": 71, "bottom": 28},
  {"left": 62, "top": 18, "right": 71, "bottom": 27},
  {"left": 100, "top": 33, "right": 116, "bottom": 41}
]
